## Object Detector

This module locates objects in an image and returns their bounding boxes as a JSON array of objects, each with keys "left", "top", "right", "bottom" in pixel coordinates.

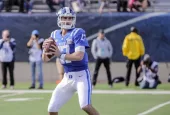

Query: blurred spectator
[
  {"left": 117, "top": 0, "right": 128, "bottom": 12},
  {"left": 0, "top": 30, "right": 16, "bottom": 89},
  {"left": 0, "top": 0, "right": 4, "bottom": 12},
  {"left": 141, "top": 0, "right": 151, "bottom": 11},
  {"left": 122, "top": 27, "right": 145, "bottom": 87},
  {"left": 46, "top": 0, "right": 65, "bottom": 12},
  {"left": 167, "top": 64, "right": 170, "bottom": 82},
  {"left": 98, "top": 0, "right": 111, "bottom": 13},
  {"left": 91, "top": 29, "right": 113, "bottom": 88},
  {"left": 5, "top": 0, "right": 24, "bottom": 12},
  {"left": 128, "top": 0, "right": 150, "bottom": 12},
  {"left": 128, "top": 0, "right": 140, "bottom": 12},
  {"left": 78, "top": 0, "right": 86, "bottom": 10},
  {"left": 24, "top": 0, "right": 34, "bottom": 14},
  {"left": 27, "top": 30, "right": 44, "bottom": 89},
  {"left": 70, "top": 0, "right": 86, "bottom": 12},
  {"left": 137, "top": 54, "right": 159, "bottom": 89}
]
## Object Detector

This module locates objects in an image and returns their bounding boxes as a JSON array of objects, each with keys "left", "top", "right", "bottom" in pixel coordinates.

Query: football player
[{"left": 42, "top": 7, "right": 99, "bottom": 115}]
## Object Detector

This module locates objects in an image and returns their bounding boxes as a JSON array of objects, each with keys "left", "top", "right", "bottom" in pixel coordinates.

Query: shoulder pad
[{"left": 71, "top": 28, "right": 85, "bottom": 37}]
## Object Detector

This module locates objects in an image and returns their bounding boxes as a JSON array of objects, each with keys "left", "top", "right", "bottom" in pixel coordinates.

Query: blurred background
[
  {"left": 0, "top": 0, "right": 170, "bottom": 85},
  {"left": 0, "top": 1, "right": 170, "bottom": 115}
]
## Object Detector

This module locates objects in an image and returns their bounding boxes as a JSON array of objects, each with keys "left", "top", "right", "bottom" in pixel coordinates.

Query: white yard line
[
  {"left": 0, "top": 90, "right": 169, "bottom": 114},
  {"left": 0, "top": 93, "right": 25, "bottom": 99},
  {"left": 137, "top": 100, "right": 170, "bottom": 115},
  {"left": 0, "top": 90, "right": 170, "bottom": 94},
  {"left": 87, "top": 12, "right": 168, "bottom": 41}
]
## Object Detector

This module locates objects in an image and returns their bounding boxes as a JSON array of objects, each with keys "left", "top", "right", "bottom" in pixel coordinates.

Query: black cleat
[
  {"left": 29, "top": 86, "right": 35, "bottom": 89},
  {"left": 38, "top": 86, "right": 43, "bottom": 89}
]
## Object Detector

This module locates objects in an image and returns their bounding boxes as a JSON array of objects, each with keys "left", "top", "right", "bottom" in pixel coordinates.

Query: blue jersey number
[{"left": 59, "top": 45, "right": 71, "bottom": 64}]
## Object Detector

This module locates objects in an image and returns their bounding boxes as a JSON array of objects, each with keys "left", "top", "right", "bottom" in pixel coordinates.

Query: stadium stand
[
  {"left": 1, "top": 0, "right": 170, "bottom": 13},
  {"left": 152, "top": 0, "right": 170, "bottom": 12}
]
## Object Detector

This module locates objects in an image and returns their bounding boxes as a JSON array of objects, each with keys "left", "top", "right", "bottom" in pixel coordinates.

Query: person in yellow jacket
[{"left": 122, "top": 27, "right": 145, "bottom": 87}]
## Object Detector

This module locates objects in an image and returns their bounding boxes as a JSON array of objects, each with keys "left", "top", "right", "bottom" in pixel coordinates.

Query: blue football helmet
[{"left": 57, "top": 7, "right": 76, "bottom": 29}]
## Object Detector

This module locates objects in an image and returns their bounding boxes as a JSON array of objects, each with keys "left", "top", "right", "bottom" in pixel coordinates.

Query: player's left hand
[{"left": 49, "top": 44, "right": 61, "bottom": 57}]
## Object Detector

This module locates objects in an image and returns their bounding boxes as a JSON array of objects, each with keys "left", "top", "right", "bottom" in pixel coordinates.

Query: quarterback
[{"left": 42, "top": 7, "right": 99, "bottom": 115}]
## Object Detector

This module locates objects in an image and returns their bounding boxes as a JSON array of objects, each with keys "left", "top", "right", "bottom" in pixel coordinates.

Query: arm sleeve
[
  {"left": 91, "top": 39, "right": 97, "bottom": 59},
  {"left": 27, "top": 45, "right": 31, "bottom": 48},
  {"left": 153, "top": 65, "right": 158, "bottom": 74},
  {"left": 0, "top": 40, "right": 5, "bottom": 49},
  {"left": 9, "top": 38, "right": 16, "bottom": 51},
  {"left": 50, "top": 31, "right": 54, "bottom": 38},
  {"left": 73, "top": 28, "right": 89, "bottom": 49},
  {"left": 50, "top": 31, "right": 56, "bottom": 39},
  {"left": 122, "top": 36, "right": 129, "bottom": 57},
  {"left": 38, "top": 38, "right": 44, "bottom": 50},
  {"left": 108, "top": 40, "right": 113, "bottom": 58}
]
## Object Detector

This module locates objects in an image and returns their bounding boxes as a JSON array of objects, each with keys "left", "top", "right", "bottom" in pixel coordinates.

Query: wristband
[
  {"left": 60, "top": 54, "right": 66, "bottom": 60},
  {"left": 43, "top": 49, "right": 46, "bottom": 54}
]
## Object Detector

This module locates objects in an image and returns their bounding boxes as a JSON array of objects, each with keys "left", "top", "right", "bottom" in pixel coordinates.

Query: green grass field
[
  {"left": 0, "top": 83, "right": 170, "bottom": 115},
  {"left": 3, "top": 82, "right": 170, "bottom": 90}
]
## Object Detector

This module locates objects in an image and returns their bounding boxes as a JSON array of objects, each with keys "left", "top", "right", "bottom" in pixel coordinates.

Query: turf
[
  {"left": 0, "top": 93, "right": 170, "bottom": 115},
  {"left": 0, "top": 83, "right": 170, "bottom": 115},
  {"left": 2, "top": 82, "right": 170, "bottom": 90}
]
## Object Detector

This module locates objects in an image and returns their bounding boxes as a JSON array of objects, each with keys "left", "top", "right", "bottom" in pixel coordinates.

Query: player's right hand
[
  {"left": 31, "top": 35, "right": 36, "bottom": 40},
  {"left": 42, "top": 38, "right": 53, "bottom": 49}
]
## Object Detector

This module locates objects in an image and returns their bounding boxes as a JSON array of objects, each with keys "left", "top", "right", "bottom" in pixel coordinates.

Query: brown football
[{"left": 43, "top": 38, "right": 57, "bottom": 59}]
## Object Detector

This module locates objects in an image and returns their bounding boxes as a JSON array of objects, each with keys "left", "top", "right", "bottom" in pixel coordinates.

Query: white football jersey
[
  {"left": 0, "top": 38, "right": 15, "bottom": 62},
  {"left": 28, "top": 38, "right": 44, "bottom": 62}
]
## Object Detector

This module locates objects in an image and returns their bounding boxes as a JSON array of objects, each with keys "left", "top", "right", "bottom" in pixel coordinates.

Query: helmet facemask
[{"left": 57, "top": 14, "right": 76, "bottom": 30}]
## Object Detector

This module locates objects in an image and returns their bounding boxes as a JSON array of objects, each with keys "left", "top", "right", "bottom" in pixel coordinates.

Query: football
[{"left": 43, "top": 37, "right": 57, "bottom": 59}]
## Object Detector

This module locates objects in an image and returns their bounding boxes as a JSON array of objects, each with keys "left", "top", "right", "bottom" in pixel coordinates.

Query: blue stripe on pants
[{"left": 85, "top": 69, "right": 91, "bottom": 104}]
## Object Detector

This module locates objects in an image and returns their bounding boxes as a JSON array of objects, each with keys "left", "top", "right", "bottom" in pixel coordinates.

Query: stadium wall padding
[{"left": 0, "top": 13, "right": 170, "bottom": 62}]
